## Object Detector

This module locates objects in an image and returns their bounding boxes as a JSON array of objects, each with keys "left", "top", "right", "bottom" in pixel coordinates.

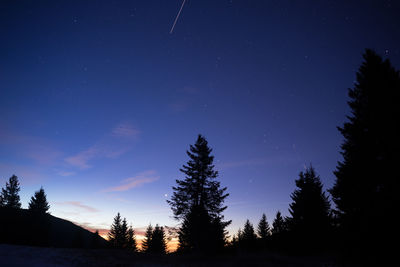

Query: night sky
[{"left": 1, "top": 0, "right": 399, "bottom": 247}]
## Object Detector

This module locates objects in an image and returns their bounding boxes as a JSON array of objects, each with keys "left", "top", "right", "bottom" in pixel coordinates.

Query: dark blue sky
[{"left": 1, "top": 0, "right": 399, "bottom": 244}]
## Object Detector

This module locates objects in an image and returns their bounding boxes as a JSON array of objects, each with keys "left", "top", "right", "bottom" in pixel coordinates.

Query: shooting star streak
[{"left": 170, "top": 0, "right": 186, "bottom": 34}]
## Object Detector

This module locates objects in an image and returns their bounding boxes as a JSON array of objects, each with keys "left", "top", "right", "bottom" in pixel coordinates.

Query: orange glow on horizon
[{"left": 82, "top": 225, "right": 178, "bottom": 252}]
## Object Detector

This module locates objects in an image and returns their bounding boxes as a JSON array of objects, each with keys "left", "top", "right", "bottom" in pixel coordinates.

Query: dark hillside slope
[{"left": 0, "top": 208, "right": 108, "bottom": 248}]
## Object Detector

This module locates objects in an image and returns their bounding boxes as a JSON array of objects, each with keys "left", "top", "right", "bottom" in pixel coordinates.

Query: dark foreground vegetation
[{"left": 1, "top": 49, "right": 399, "bottom": 266}]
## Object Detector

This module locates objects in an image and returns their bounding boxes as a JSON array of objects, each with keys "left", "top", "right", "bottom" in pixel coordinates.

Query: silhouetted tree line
[
  {"left": 1, "top": 49, "right": 397, "bottom": 262},
  {"left": 141, "top": 224, "right": 167, "bottom": 254},
  {"left": 231, "top": 166, "right": 331, "bottom": 252},
  {"left": 108, "top": 212, "right": 137, "bottom": 251},
  {"left": 224, "top": 49, "right": 399, "bottom": 262}
]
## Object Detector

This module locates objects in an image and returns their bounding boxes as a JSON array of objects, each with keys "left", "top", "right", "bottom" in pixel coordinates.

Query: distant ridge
[{"left": 0, "top": 208, "right": 108, "bottom": 248}]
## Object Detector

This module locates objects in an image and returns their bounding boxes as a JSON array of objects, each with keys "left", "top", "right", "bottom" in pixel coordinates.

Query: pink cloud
[
  {"left": 65, "top": 144, "right": 131, "bottom": 169},
  {"left": 65, "top": 123, "right": 139, "bottom": 169},
  {"left": 104, "top": 170, "right": 159, "bottom": 192},
  {"left": 0, "top": 130, "right": 62, "bottom": 165},
  {"left": 57, "top": 171, "right": 76, "bottom": 177},
  {"left": 64, "top": 146, "right": 99, "bottom": 169},
  {"left": 0, "top": 163, "right": 46, "bottom": 185},
  {"left": 55, "top": 201, "right": 99, "bottom": 213}
]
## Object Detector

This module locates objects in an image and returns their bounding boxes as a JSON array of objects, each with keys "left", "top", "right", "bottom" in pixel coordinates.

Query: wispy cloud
[
  {"left": 112, "top": 123, "right": 140, "bottom": 138},
  {"left": 65, "top": 122, "right": 139, "bottom": 169},
  {"left": 217, "top": 157, "right": 270, "bottom": 170},
  {"left": 55, "top": 201, "right": 99, "bottom": 213},
  {"left": 65, "top": 146, "right": 100, "bottom": 169},
  {"left": 0, "top": 163, "right": 46, "bottom": 185},
  {"left": 0, "top": 130, "right": 62, "bottom": 165},
  {"left": 104, "top": 170, "right": 159, "bottom": 192},
  {"left": 57, "top": 170, "right": 76, "bottom": 177}
]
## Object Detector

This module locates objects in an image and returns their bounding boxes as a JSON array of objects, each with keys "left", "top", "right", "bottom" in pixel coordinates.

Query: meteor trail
[{"left": 170, "top": 0, "right": 186, "bottom": 34}]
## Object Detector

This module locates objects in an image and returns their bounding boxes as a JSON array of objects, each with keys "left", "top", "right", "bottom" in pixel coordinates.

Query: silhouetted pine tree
[
  {"left": 142, "top": 224, "right": 153, "bottom": 252},
  {"left": 231, "top": 234, "right": 238, "bottom": 246},
  {"left": 271, "top": 211, "right": 286, "bottom": 235},
  {"left": 257, "top": 213, "right": 270, "bottom": 239},
  {"left": 151, "top": 224, "right": 167, "bottom": 254},
  {"left": 237, "top": 228, "right": 243, "bottom": 243},
  {"left": 329, "top": 49, "right": 400, "bottom": 258},
  {"left": 28, "top": 187, "right": 50, "bottom": 213},
  {"left": 108, "top": 213, "right": 125, "bottom": 248},
  {"left": 121, "top": 218, "right": 128, "bottom": 247},
  {"left": 241, "top": 219, "right": 257, "bottom": 250},
  {"left": 237, "top": 228, "right": 243, "bottom": 241},
  {"left": 288, "top": 166, "right": 331, "bottom": 248},
  {"left": 168, "top": 135, "right": 231, "bottom": 252},
  {"left": 242, "top": 219, "right": 256, "bottom": 240},
  {"left": 0, "top": 175, "right": 21, "bottom": 209},
  {"left": 127, "top": 225, "right": 137, "bottom": 251}
]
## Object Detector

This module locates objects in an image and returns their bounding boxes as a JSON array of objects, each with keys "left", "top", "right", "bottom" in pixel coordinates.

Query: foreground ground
[{"left": 0, "top": 244, "right": 349, "bottom": 267}]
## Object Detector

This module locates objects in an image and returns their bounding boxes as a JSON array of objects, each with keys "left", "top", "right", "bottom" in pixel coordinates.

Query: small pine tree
[
  {"left": 0, "top": 175, "right": 21, "bottom": 209},
  {"left": 242, "top": 219, "right": 257, "bottom": 241},
  {"left": 127, "top": 225, "right": 137, "bottom": 252},
  {"left": 288, "top": 166, "right": 331, "bottom": 240},
  {"left": 257, "top": 213, "right": 270, "bottom": 239},
  {"left": 271, "top": 211, "right": 286, "bottom": 235},
  {"left": 142, "top": 224, "right": 153, "bottom": 252},
  {"left": 28, "top": 187, "right": 50, "bottom": 213},
  {"left": 240, "top": 219, "right": 257, "bottom": 250},
  {"left": 237, "top": 228, "right": 243, "bottom": 243},
  {"left": 108, "top": 213, "right": 124, "bottom": 248},
  {"left": 121, "top": 218, "right": 128, "bottom": 248},
  {"left": 151, "top": 224, "right": 167, "bottom": 254}
]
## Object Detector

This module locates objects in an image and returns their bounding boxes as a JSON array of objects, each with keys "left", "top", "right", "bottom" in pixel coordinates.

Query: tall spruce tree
[
  {"left": 288, "top": 166, "right": 331, "bottom": 240},
  {"left": 28, "top": 187, "right": 50, "bottom": 213},
  {"left": 121, "top": 218, "right": 129, "bottom": 248},
  {"left": 257, "top": 213, "right": 270, "bottom": 239},
  {"left": 141, "top": 224, "right": 153, "bottom": 252},
  {"left": 271, "top": 211, "right": 286, "bottom": 235},
  {"left": 108, "top": 213, "right": 125, "bottom": 248},
  {"left": 0, "top": 175, "right": 21, "bottom": 209},
  {"left": 242, "top": 219, "right": 256, "bottom": 241},
  {"left": 127, "top": 225, "right": 137, "bottom": 251},
  {"left": 329, "top": 49, "right": 400, "bottom": 255},
  {"left": 241, "top": 219, "right": 257, "bottom": 250},
  {"left": 168, "top": 135, "right": 230, "bottom": 252},
  {"left": 151, "top": 224, "right": 167, "bottom": 254}
]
